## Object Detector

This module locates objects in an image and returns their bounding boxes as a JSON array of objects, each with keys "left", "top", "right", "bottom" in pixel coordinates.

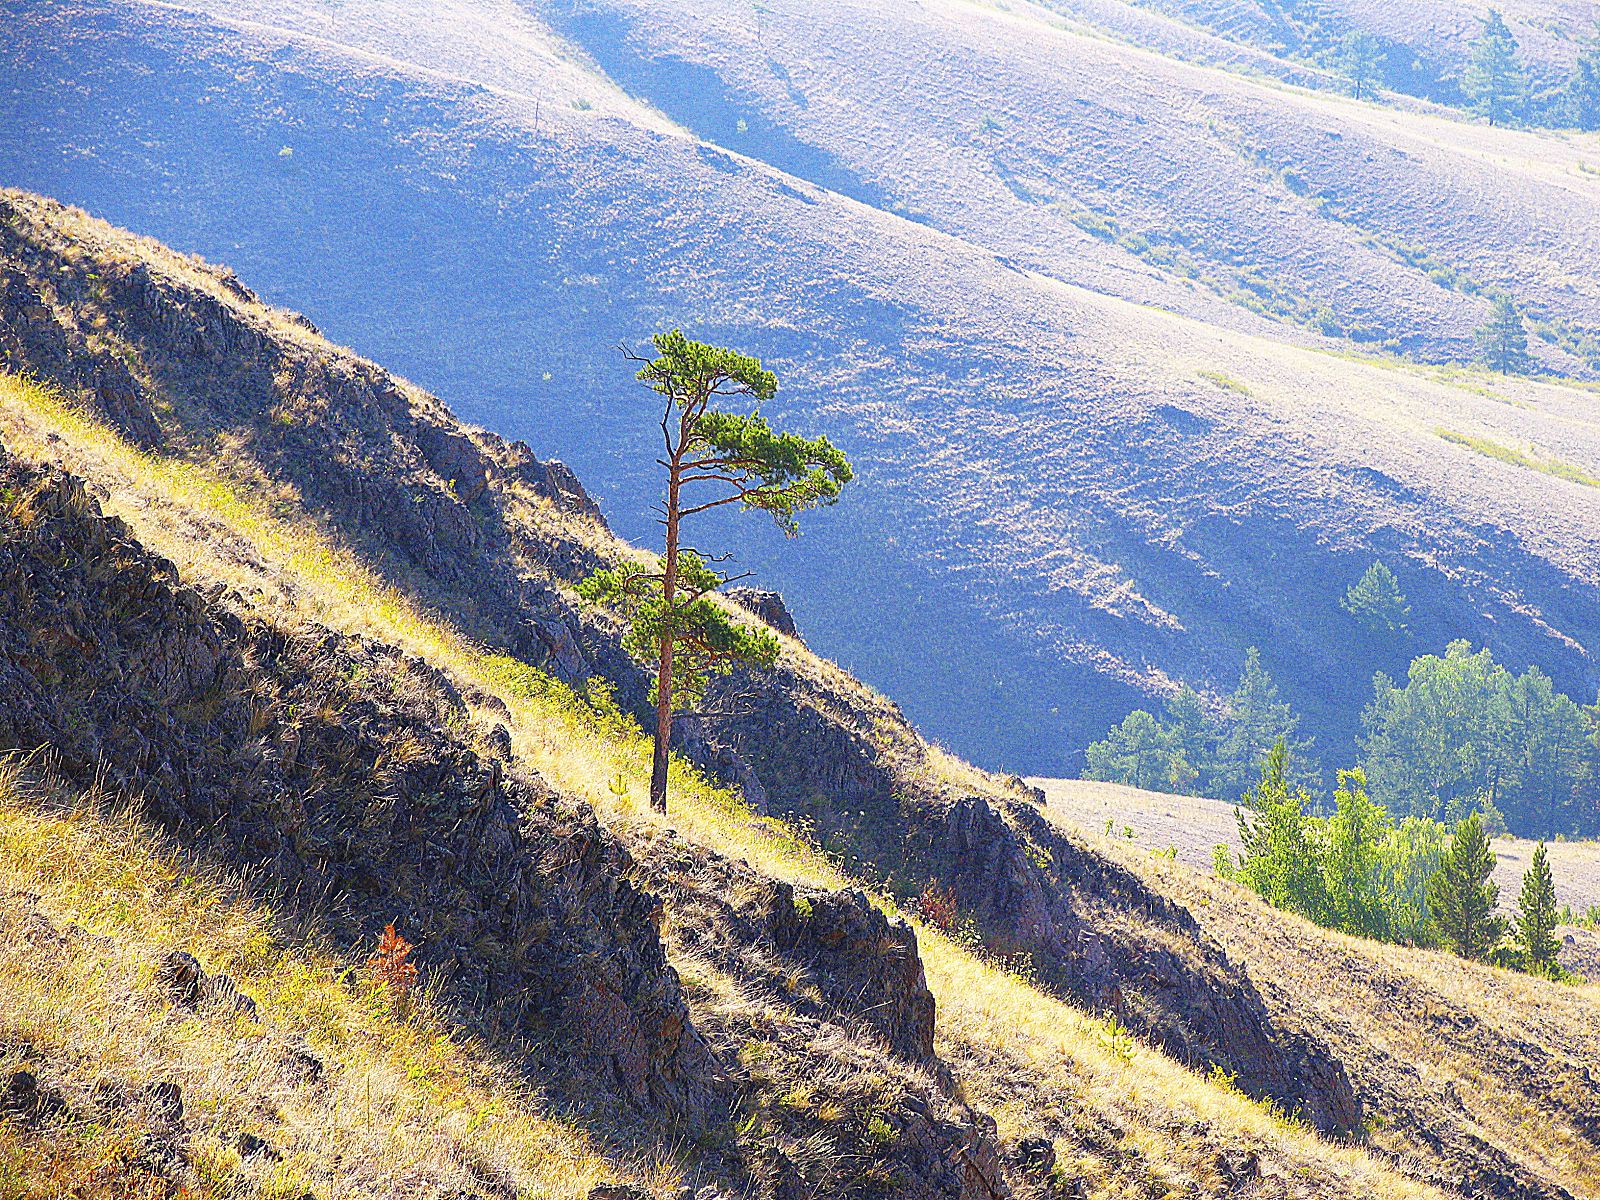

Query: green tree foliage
[
  {"left": 1569, "top": 24, "right": 1600, "bottom": 130},
  {"left": 1082, "top": 709, "right": 1176, "bottom": 792},
  {"left": 1225, "top": 761, "right": 1447, "bottom": 946},
  {"left": 1085, "top": 655, "right": 1314, "bottom": 800},
  {"left": 1360, "top": 641, "right": 1598, "bottom": 837},
  {"left": 1233, "top": 742, "right": 1329, "bottom": 923},
  {"left": 1515, "top": 841, "right": 1561, "bottom": 975},
  {"left": 1474, "top": 295, "right": 1533, "bottom": 374},
  {"left": 1322, "top": 768, "right": 1390, "bottom": 938},
  {"left": 1339, "top": 31, "right": 1384, "bottom": 100},
  {"left": 578, "top": 330, "right": 851, "bottom": 812},
  {"left": 1214, "top": 648, "right": 1320, "bottom": 798},
  {"left": 1161, "top": 684, "right": 1220, "bottom": 794},
  {"left": 1463, "top": 9, "right": 1526, "bottom": 126},
  {"left": 1341, "top": 560, "right": 1410, "bottom": 635},
  {"left": 1376, "top": 816, "right": 1450, "bottom": 945},
  {"left": 1429, "top": 812, "right": 1505, "bottom": 959}
]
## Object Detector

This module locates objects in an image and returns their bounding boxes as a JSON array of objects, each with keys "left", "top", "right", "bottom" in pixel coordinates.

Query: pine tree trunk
[{"left": 649, "top": 456, "right": 683, "bottom": 814}]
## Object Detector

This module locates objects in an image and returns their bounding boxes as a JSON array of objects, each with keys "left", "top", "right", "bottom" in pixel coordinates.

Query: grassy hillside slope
[
  {"left": 0, "top": 189, "right": 1597, "bottom": 1198},
  {"left": 3, "top": 0, "right": 1600, "bottom": 778}
]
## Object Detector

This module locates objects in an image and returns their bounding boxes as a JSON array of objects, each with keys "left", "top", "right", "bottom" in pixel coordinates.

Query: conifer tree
[
  {"left": 1342, "top": 561, "right": 1410, "bottom": 635},
  {"left": 1515, "top": 841, "right": 1560, "bottom": 975},
  {"left": 1339, "top": 31, "right": 1384, "bottom": 100},
  {"left": 1475, "top": 295, "right": 1533, "bottom": 374},
  {"left": 1215, "top": 649, "right": 1318, "bottom": 797},
  {"left": 1429, "top": 811, "right": 1504, "bottom": 959},
  {"left": 579, "top": 330, "right": 851, "bottom": 813},
  {"left": 1464, "top": 9, "right": 1526, "bottom": 126}
]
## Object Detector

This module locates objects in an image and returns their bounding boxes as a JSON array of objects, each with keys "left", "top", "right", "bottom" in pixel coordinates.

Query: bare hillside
[{"left": 3, "top": 0, "right": 1598, "bottom": 783}]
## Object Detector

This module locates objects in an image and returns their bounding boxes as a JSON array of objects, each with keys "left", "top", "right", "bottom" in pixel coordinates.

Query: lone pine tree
[
  {"left": 1464, "top": 9, "right": 1526, "bottom": 126},
  {"left": 1342, "top": 560, "right": 1410, "bottom": 635},
  {"left": 1475, "top": 295, "right": 1533, "bottom": 374},
  {"left": 579, "top": 330, "right": 851, "bottom": 813},
  {"left": 1339, "top": 31, "right": 1383, "bottom": 100},
  {"left": 1429, "top": 811, "right": 1504, "bottom": 959}
]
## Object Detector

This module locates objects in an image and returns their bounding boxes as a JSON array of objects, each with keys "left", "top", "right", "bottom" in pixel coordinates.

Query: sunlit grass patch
[
  {"left": 0, "top": 762, "right": 660, "bottom": 1198},
  {"left": 1436, "top": 427, "right": 1600, "bottom": 487}
]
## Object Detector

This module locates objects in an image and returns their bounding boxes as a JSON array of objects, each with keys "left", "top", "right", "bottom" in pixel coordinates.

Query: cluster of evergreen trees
[
  {"left": 1084, "top": 648, "right": 1318, "bottom": 801},
  {"left": 1339, "top": 9, "right": 1600, "bottom": 132},
  {"left": 1086, "top": 568, "right": 1600, "bottom": 839},
  {"left": 1217, "top": 745, "right": 1565, "bottom": 977}
]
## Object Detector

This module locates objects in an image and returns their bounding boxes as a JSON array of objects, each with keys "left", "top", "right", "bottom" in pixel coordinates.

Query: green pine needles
[
  {"left": 1342, "top": 561, "right": 1409, "bottom": 636},
  {"left": 1515, "top": 841, "right": 1561, "bottom": 976},
  {"left": 1429, "top": 812, "right": 1504, "bottom": 960},
  {"left": 578, "top": 330, "right": 852, "bottom": 813}
]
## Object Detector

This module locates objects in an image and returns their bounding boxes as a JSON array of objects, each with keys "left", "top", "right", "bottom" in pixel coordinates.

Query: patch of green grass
[
  {"left": 1198, "top": 369, "right": 1252, "bottom": 395},
  {"left": 1436, "top": 428, "right": 1600, "bottom": 487}
]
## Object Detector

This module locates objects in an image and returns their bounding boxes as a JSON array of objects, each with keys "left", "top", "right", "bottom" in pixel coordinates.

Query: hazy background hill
[{"left": 5, "top": 0, "right": 1600, "bottom": 776}]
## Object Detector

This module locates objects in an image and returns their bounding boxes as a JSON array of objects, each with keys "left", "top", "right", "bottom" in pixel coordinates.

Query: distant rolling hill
[{"left": 5, "top": 0, "right": 1600, "bottom": 777}]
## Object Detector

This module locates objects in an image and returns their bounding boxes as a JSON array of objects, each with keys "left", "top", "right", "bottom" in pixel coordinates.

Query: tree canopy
[
  {"left": 1360, "top": 641, "right": 1598, "bottom": 838},
  {"left": 1342, "top": 560, "right": 1410, "bottom": 636},
  {"left": 1474, "top": 295, "right": 1533, "bottom": 374},
  {"left": 1085, "top": 652, "right": 1317, "bottom": 801},
  {"left": 1464, "top": 9, "right": 1526, "bottom": 126}
]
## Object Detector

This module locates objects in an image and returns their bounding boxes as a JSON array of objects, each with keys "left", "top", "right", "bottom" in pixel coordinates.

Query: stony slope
[{"left": 1, "top": 189, "right": 1597, "bottom": 1198}]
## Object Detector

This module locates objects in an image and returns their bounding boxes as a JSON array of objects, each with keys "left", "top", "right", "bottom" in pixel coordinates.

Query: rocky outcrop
[
  {"left": 0, "top": 446, "right": 714, "bottom": 1125},
  {"left": 628, "top": 826, "right": 1005, "bottom": 1200},
  {"left": 727, "top": 587, "right": 801, "bottom": 640},
  {"left": 911, "top": 792, "right": 1360, "bottom": 1137},
  {"left": 0, "top": 189, "right": 616, "bottom": 692}
]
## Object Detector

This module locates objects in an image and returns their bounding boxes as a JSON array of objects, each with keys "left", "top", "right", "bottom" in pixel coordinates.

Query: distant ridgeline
[
  {"left": 1087, "top": 632, "right": 1600, "bottom": 841},
  {"left": 1257, "top": 8, "right": 1600, "bottom": 133}
]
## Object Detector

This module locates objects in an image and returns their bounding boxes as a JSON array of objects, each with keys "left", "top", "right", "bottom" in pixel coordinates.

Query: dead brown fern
[{"left": 366, "top": 922, "right": 419, "bottom": 1000}]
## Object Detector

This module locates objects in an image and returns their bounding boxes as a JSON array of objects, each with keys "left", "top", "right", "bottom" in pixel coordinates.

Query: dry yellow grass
[
  {"left": 0, "top": 762, "right": 663, "bottom": 1200},
  {"left": 0, "top": 370, "right": 1466, "bottom": 1197}
]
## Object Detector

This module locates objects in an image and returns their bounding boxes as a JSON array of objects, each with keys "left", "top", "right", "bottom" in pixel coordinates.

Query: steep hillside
[
  {"left": 5, "top": 0, "right": 1600, "bottom": 779},
  {"left": 1, "top": 190, "right": 1598, "bottom": 1199},
  {"left": 1073, "top": 821, "right": 1600, "bottom": 1200}
]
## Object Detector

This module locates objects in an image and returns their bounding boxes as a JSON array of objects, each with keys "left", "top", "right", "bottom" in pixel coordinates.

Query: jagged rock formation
[
  {"left": 727, "top": 587, "right": 801, "bottom": 641},
  {"left": 0, "top": 445, "right": 714, "bottom": 1125}
]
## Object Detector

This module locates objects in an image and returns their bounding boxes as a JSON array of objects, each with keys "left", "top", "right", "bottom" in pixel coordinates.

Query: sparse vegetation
[{"left": 1437, "top": 428, "right": 1600, "bottom": 487}]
